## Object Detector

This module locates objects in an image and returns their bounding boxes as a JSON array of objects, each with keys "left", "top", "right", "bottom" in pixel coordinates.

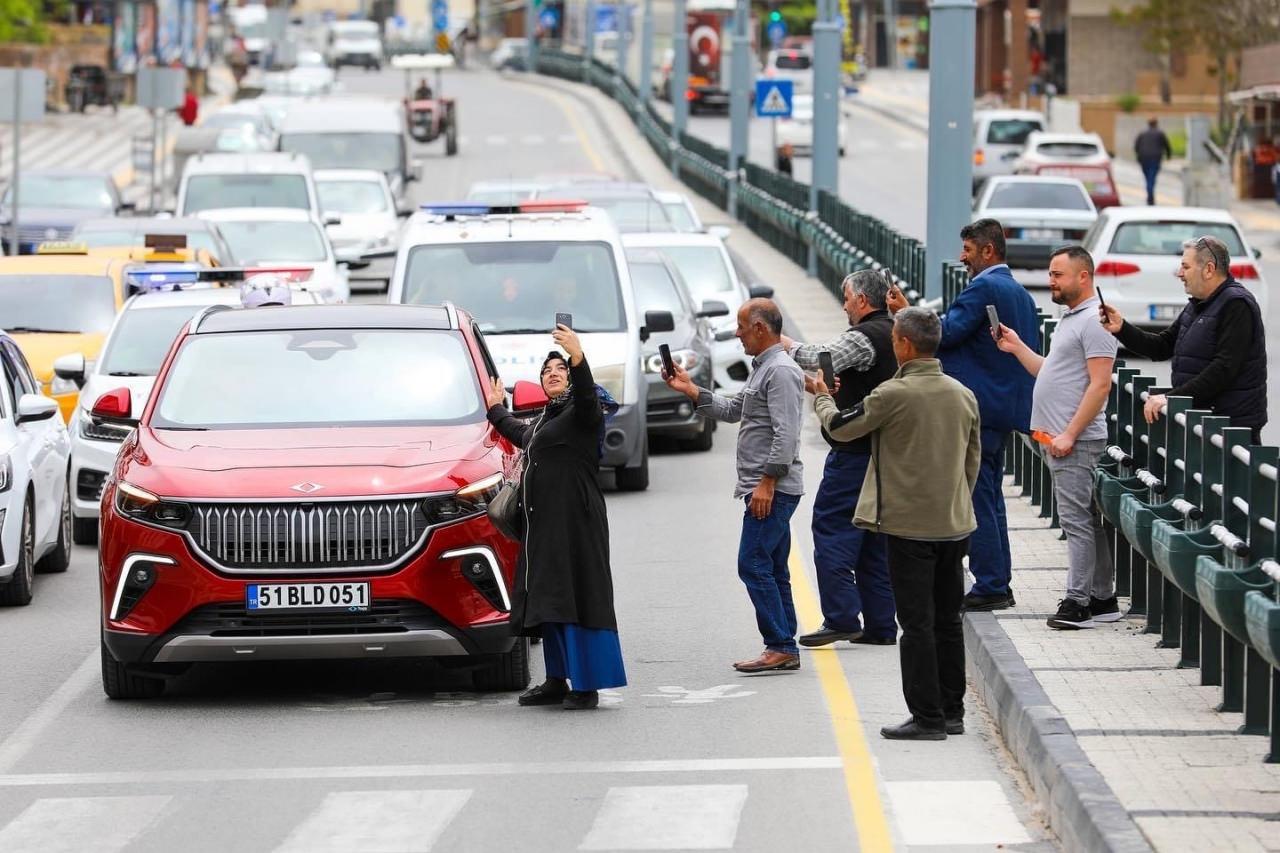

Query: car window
[
  {"left": 182, "top": 174, "right": 310, "bottom": 213},
  {"left": 317, "top": 179, "right": 390, "bottom": 214},
  {"left": 0, "top": 275, "right": 117, "bottom": 334},
  {"left": 773, "top": 53, "right": 811, "bottom": 70},
  {"left": 1109, "top": 221, "right": 1246, "bottom": 256},
  {"left": 154, "top": 330, "right": 483, "bottom": 429},
  {"left": 471, "top": 323, "right": 500, "bottom": 378},
  {"left": 0, "top": 352, "right": 23, "bottom": 413},
  {"left": 280, "top": 133, "right": 402, "bottom": 174},
  {"left": 216, "top": 220, "right": 328, "bottom": 263},
  {"left": 662, "top": 202, "right": 698, "bottom": 232},
  {"left": 654, "top": 245, "right": 735, "bottom": 303},
  {"left": 986, "top": 119, "right": 1043, "bottom": 145},
  {"left": 986, "top": 182, "right": 1092, "bottom": 211},
  {"left": 2, "top": 174, "right": 113, "bottom": 210},
  {"left": 403, "top": 241, "right": 627, "bottom": 334},
  {"left": 1034, "top": 141, "right": 1100, "bottom": 158},
  {"left": 629, "top": 261, "right": 689, "bottom": 320},
  {"left": 99, "top": 305, "right": 206, "bottom": 377},
  {"left": 580, "top": 198, "right": 672, "bottom": 232},
  {"left": 1, "top": 341, "right": 37, "bottom": 399}
]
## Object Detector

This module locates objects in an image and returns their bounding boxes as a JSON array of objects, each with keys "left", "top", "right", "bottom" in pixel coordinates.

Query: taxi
[{"left": 0, "top": 239, "right": 216, "bottom": 422}]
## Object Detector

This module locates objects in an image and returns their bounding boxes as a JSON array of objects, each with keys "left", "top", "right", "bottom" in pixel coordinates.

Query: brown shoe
[{"left": 732, "top": 650, "right": 801, "bottom": 673}]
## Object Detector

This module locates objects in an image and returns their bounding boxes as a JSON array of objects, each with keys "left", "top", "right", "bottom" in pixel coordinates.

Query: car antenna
[{"left": 507, "top": 173, "right": 515, "bottom": 239}]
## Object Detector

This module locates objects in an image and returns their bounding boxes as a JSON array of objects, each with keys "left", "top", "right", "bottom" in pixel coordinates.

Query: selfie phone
[
  {"left": 555, "top": 312, "right": 573, "bottom": 330},
  {"left": 986, "top": 305, "right": 1002, "bottom": 339},
  {"left": 658, "top": 343, "right": 676, "bottom": 378},
  {"left": 818, "top": 350, "right": 836, "bottom": 390},
  {"left": 1096, "top": 285, "right": 1107, "bottom": 308}
]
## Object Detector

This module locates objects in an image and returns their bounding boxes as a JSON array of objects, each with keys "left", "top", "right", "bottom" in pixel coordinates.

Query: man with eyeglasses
[{"left": 1099, "top": 235, "right": 1267, "bottom": 443}]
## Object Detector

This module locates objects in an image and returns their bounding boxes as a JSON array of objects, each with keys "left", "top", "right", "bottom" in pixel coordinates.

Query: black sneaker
[
  {"left": 945, "top": 717, "right": 965, "bottom": 735},
  {"left": 850, "top": 634, "right": 896, "bottom": 646},
  {"left": 963, "top": 592, "right": 1012, "bottom": 611},
  {"left": 1089, "top": 596, "right": 1122, "bottom": 623},
  {"left": 799, "top": 626, "right": 863, "bottom": 647},
  {"left": 1007, "top": 588, "right": 1016, "bottom": 608},
  {"left": 1047, "top": 598, "right": 1093, "bottom": 630}
]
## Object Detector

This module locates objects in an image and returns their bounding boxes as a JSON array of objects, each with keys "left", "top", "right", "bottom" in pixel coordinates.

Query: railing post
[
  {"left": 1199, "top": 416, "right": 1232, "bottom": 688},
  {"left": 1244, "top": 447, "right": 1278, "bottom": 735}
]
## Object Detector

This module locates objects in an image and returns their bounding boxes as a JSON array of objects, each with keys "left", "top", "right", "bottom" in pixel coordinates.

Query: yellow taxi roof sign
[
  {"left": 36, "top": 241, "right": 90, "bottom": 255},
  {"left": 144, "top": 233, "right": 188, "bottom": 251}
]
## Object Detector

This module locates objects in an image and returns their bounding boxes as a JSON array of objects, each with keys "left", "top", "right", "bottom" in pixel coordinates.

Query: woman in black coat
[{"left": 485, "top": 325, "right": 626, "bottom": 710}]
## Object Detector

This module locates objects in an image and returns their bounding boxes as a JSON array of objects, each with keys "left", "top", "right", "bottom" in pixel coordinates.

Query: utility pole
[
  {"left": 671, "top": 0, "right": 689, "bottom": 173},
  {"left": 881, "top": 0, "right": 896, "bottom": 69},
  {"left": 639, "top": 0, "right": 654, "bottom": 104},
  {"left": 616, "top": 1, "right": 630, "bottom": 82},
  {"left": 584, "top": 0, "right": 597, "bottom": 76},
  {"left": 727, "top": 0, "right": 750, "bottom": 217},
  {"left": 810, "top": 0, "right": 841, "bottom": 276},
  {"left": 923, "top": 0, "right": 976, "bottom": 299},
  {"left": 525, "top": 0, "right": 538, "bottom": 72}
]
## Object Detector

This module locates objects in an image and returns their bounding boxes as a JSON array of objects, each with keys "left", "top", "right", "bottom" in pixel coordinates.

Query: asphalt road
[{"left": 0, "top": 66, "right": 1055, "bottom": 852}]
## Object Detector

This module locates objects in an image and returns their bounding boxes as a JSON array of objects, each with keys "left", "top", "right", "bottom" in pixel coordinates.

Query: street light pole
[
  {"left": 671, "top": 0, "right": 689, "bottom": 173},
  {"left": 639, "top": 0, "right": 654, "bottom": 103},
  {"left": 525, "top": 0, "right": 538, "bottom": 72},
  {"left": 881, "top": 0, "right": 896, "bottom": 69},
  {"left": 616, "top": 1, "right": 629, "bottom": 82},
  {"left": 584, "top": 0, "right": 597, "bottom": 77},
  {"left": 924, "top": 0, "right": 976, "bottom": 299},
  {"left": 727, "top": 0, "right": 750, "bottom": 217},
  {"left": 811, "top": 0, "right": 841, "bottom": 276}
]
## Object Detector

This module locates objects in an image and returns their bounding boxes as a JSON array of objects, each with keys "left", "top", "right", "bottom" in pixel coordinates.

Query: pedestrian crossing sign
[{"left": 755, "top": 80, "right": 793, "bottom": 118}]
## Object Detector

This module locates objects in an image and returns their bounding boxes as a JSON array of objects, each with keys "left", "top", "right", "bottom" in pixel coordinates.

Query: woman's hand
[
  {"left": 486, "top": 377, "right": 507, "bottom": 409},
  {"left": 553, "top": 324, "right": 584, "bottom": 363}
]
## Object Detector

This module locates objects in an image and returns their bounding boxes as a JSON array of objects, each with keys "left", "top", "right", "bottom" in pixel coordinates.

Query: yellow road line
[
  {"left": 789, "top": 548, "right": 895, "bottom": 852},
  {"left": 516, "top": 80, "right": 607, "bottom": 173}
]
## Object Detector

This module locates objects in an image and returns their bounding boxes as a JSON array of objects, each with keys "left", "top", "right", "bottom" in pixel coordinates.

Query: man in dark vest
[
  {"left": 1100, "top": 235, "right": 1268, "bottom": 443},
  {"left": 780, "top": 270, "right": 898, "bottom": 646}
]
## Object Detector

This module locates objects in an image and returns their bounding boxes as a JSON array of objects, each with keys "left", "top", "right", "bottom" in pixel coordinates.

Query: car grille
[
  {"left": 186, "top": 498, "right": 430, "bottom": 573},
  {"left": 173, "top": 599, "right": 444, "bottom": 637}
]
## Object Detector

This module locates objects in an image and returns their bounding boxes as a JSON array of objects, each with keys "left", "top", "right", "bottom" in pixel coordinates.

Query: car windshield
[
  {"left": 182, "top": 174, "right": 310, "bottom": 213},
  {"left": 403, "top": 241, "right": 626, "bottom": 334},
  {"left": 0, "top": 275, "right": 116, "bottom": 333},
  {"left": 986, "top": 183, "right": 1092, "bottom": 211},
  {"left": 583, "top": 198, "right": 672, "bottom": 232},
  {"left": 468, "top": 186, "right": 540, "bottom": 203},
  {"left": 280, "top": 133, "right": 402, "bottom": 173},
  {"left": 216, "top": 220, "right": 327, "bottom": 263},
  {"left": 662, "top": 202, "right": 698, "bottom": 232},
  {"left": 653, "top": 245, "right": 735, "bottom": 304},
  {"left": 774, "top": 53, "right": 811, "bottom": 70},
  {"left": 629, "top": 261, "right": 688, "bottom": 320},
  {"left": 1035, "top": 141, "right": 1100, "bottom": 158},
  {"left": 154, "top": 330, "right": 482, "bottom": 429},
  {"left": 75, "top": 227, "right": 222, "bottom": 255},
  {"left": 201, "top": 113, "right": 265, "bottom": 134},
  {"left": 3, "top": 175, "right": 112, "bottom": 210},
  {"left": 986, "top": 119, "right": 1042, "bottom": 145},
  {"left": 317, "top": 179, "right": 389, "bottom": 214},
  {"left": 1109, "top": 221, "right": 1247, "bottom": 256},
  {"left": 98, "top": 305, "right": 205, "bottom": 376}
]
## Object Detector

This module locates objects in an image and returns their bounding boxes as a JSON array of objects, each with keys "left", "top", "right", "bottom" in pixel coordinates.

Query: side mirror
[
  {"left": 640, "top": 309, "right": 675, "bottom": 342},
  {"left": 323, "top": 213, "right": 342, "bottom": 226},
  {"left": 91, "top": 388, "right": 134, "bottom": 424},
  {"left": 708, "top": 225, "right": 731, "bottom": 240},
  {"left": 52, "top": 352, "right": 87, "bottom": 388},
  {"left": 16, "top": 394, "right": 59, "bottom": 425},
  {"left": 1253, "top": 246, "right": 1262, "bottom": 260},
  {"left": 748, "top": 284, "right": 775, "bottom": 299},
  {"left": 511, "top": 380, "right": 549, "bottom": 413},
  {"left": 119, "top": 200, "right": 137, "bottom": 213},
  {"left": 697, "top": 300, "right": 730, "bottom": 319}
]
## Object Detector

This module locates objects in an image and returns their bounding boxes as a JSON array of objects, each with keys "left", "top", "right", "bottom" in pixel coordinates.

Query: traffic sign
[
  {"left": 432, "top": 0, "right": 448, "bottom": 33},
  {"left": 754, "top": 79, "right": 793, "bottom": 118},
  {"left": 766, "top": 20, "right": 786, "bottom": 47},
  {"left": 539, "top": 8, "right": 559, "bottom": 29}
]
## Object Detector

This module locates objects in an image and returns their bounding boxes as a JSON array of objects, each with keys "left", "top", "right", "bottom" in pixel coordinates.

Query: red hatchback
[{"left": 97, "top": 304, "right": 527, "bottom": 698}]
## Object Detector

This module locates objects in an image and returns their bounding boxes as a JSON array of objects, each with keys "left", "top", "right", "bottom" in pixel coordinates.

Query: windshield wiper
[
  {"left": 107, "top": 371, "right": 147, "bottom": 377},
  {"left": 6, "top": 326, "right": 76, "bottom": 334},
  {"left": 157, "top": 426, "right": 209, "bottom": 431}
]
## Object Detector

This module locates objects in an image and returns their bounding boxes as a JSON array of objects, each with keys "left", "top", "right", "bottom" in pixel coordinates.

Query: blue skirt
[{"left": 541, "top": 622, "right": 627, "bottom": 691}]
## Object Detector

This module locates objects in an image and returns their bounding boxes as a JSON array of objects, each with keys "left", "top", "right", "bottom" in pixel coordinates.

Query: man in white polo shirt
[{"left": 994, "top": 246, "right": 1119, "bottom": 629}]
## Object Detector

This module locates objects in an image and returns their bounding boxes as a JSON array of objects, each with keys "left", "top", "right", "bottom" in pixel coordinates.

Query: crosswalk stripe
[
  {"left": 0, "top": 795, "right": 171, "bottom": 853},
  {"left": 579, "top": 784, "right": 748, "bottom": 850},
  {"left": 885, "top": 781, "right": 1033, "bottom": 846},
  {"left": 273, "top": 789, "right": 472, "bottom": 853}
]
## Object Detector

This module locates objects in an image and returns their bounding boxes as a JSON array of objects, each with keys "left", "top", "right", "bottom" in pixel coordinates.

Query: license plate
[
  {"left": 246, "top": 582, "right": 370, "bottom": 611},
  {"left": 1023, "top": 228, "right": 1062, "bottom": 240},
  {"left": 1149, "top": 304, "right": 1181, "bottom": 321}
]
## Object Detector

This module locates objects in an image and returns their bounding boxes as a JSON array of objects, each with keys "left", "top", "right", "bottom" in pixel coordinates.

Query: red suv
[{"left": 96, "top": 304, "right": 527, "bottom": 698}]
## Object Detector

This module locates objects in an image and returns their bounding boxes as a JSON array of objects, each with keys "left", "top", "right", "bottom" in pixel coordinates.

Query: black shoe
[
  {"left": 880, "top": 718, "right": 947, "bottom": 741},
  {"left": 963, "top": 592, "right": 1012, "bottom": 612},
  {"left": 563, "top": 690, "right": 599, "bottom": 710},
  {"left": 799, "top": 626, "right": 863, "bottom": 647},
  {"left": 1047, "top": 598, "right": 1093, "bottom": 630},
  {"left": 945, "top": 717, "right": 965, "bottom": 735},
  {"left": 518, "top": 679, "right": 568, "bottom": 706},
  {"left": 850, "top": 634, "right": 896, "bottom": 646},
  {"left": 1007, "top": 588, "right": 1016, "bottom": 608},
  {"left": 1089, "top": 595, "right": 1122, "bottom": 623}
]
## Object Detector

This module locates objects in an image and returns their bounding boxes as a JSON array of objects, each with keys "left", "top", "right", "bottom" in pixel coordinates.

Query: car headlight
[
  {"left": 80, "top": 414, "right": 134, "bottom": 443},
  {"left": 591, "top": 362, "right": 626, "bottom": 402},
  {"left": 50, "top": 375, "right": 79, "bottom": 396},
  {"left": 0, "top": 454, "right": 11, "bottom": 493},
  {"left": 644, "top": 349, "right": 702, "bottom": 374},
  {"left": 421, "top": 473, "right": 504, "bottom": 525},
  {"left": 115, "top": 481, "right": 191, "bottom": 529}
]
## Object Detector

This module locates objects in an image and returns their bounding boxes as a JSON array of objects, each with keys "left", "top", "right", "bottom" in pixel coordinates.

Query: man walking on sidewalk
[
  {"left": 996, "top": 246, "right": 1120, "bottom": 630},
  {"left": 1135, "top": 118, "right": 1172, "bottom": 206},
  {"left": 811, "top": 307, "right": 980, "bottom": 740},
  {"left": 664, "top": 299, "right": 806, "bottom": 673},
  {"left": 781, "top": 270, "right": 897, "bottom": 647}
]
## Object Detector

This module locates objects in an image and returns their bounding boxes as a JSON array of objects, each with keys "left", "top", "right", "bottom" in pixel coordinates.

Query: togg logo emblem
[{"left": 290, "top": 482, "right": 325, "bottom": 494}]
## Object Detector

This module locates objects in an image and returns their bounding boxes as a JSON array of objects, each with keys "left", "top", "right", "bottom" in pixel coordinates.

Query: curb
[{"left": 964, "top": 612, "right": 1154, "bottom": 853}]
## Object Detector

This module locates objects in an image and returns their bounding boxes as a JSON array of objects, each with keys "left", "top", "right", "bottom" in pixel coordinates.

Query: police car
[{"left": 387, "top": 200, "right": 675, "bottom": 491}]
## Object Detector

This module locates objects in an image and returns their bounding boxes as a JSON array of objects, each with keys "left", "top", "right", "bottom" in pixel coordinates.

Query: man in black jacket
[
  {"left": 1099, "top": 235, "right": 1267, "bottom": 442},
  {"left": 1134, "top": 118, "right": 1172, "bottom": 205}
]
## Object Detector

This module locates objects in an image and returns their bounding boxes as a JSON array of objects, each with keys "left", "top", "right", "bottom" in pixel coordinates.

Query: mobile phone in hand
[
  {"left": 658, "top": 343, "right": 676, "bottom": 378},
  {"left": 986, "top": 305, "right": 1001, "bottom": 339},
  {"left": 1096, "top": 285, "right": 1107, "bottom": 308},
  {"left": 555, "top": 312, "right": 573, "bottom": 330},
  {"left": 818, "top": 350, "right": 835, "bottom": 390}
]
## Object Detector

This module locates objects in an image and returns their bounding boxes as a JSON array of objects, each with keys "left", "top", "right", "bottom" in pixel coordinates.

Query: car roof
[
  {"left": 986, "top": 175, "right": 1089, "bottom": 187},
  {"left": 314, "top": 168, "right": 391, "bottom": 185},
  {"left": 128, "top": 288, "right": 323, "bottom": 310},
  {"left": 1026, "top": 131, "right": 1103, "bottom": 144},
  {"left": 975, "top": 109, "right": 1045, "bottom": 121},
  {"left": 543, "top": 182, "right": 653, "bottom": 198},
  {"left": 651, "top": 191, "right": 690, "bottom": 204},
  {"left": 621, "top": 231, "right": 726, "bottom": 249},
  {"left": 1098, "top": 206, "right": 1241, "bottom": 225},
  {"left": 192, "top": 304, "right": 453, "bottom": 334},
  {"left": 197, "top": 207, "right": 318, "bottom": 223},
  {"left": 405, "top": 205, "right": 619, "bottom": 240},
  {"left": 76, "top": 216, "right": 217, "bottom": 233},
  {"left": 184, "top": 152, "right": 313, "bottom": 173},
  {"left": 279, "top": 99, "right": 402, "bottom": 134}
]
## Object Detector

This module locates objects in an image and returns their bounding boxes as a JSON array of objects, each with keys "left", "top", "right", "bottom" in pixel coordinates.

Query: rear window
[
  {"left": 1034, "top": 141, "right": 1100, "bottom": 159},
  {"left": 1109, "top": 221, "right": 1246, "bottom": 257},
  {"left": 182, "top": 174, "right": 310, "bottom": 214},
  {"left": 774, "top": 53, "right": 812, "bottom": 70},
  {"left": 986, "top": 182, "right": 1092, "bottom": 211},
  {"left": 986, "top": 119, "right": 1042, "bottom": 145}
]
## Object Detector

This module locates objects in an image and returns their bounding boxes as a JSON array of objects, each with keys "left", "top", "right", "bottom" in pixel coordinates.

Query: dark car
[
  {"left": 72, "top": 216, "right": 236, "bottom": 264},
  {"left": 627, "top": 247, "right": 727, "bottom": 451},
  {"left": 0, "top": 170, "right": 133, "bottom": 254}
]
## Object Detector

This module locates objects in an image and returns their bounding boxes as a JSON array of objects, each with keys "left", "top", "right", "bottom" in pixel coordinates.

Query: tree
[
  {"left": 0, "top": 0, "right": 48, "bottom": 43},
  {"left": 1110, "top": 0, "right": 1198, "bottom": 105}
]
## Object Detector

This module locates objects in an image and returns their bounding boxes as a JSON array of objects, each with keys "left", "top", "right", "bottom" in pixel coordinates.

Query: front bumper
[
  {"left": 1005, "top": 239, "right": 1063, "bottom": 270},
  {"left": 711, "top": 337, "right": 750, "bottom": 393},
  {"left": 70, "top": 430, "right": 123, "bottom": 521},
  {"left": 644, "top": 369, "right": 709, "bottom": 437},
  {"left": 600, "top": 403, "right": 645, "bottom": 469}
]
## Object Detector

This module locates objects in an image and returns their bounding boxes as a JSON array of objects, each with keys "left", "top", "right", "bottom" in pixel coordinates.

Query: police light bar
[
  {"left": 518, "top": 199, "right": 589, "bottom": 214},
  {"left": 124, "top": 265, "right": 251, "bottom": 293},
  {"left": 420, "top": 203, "right": 496, "bottom": 217},
  {"left": 420, "top": 200, "right": 589, "bottom": 218},
  {"left": 247, "top": 266, "right": 314, "bottom": 284}
]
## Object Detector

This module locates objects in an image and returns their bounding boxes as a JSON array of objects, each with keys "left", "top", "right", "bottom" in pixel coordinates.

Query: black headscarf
[{"left": 540, "top": 351, "right": 620, "bottom": 458}]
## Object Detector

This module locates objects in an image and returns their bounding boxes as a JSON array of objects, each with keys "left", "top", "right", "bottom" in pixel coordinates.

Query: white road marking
[
  {"left": 894, "top": 138, "right": 924, "bottom": 150},
  {"left": 485, "top": 134, "right": 509, "bottom": 146},
  {"left": 579, "top": 784, "right": 748, "bottom": 850},
  {"left": 557, "top": 133, "right": 579, "bottom": 143},
  {"left": 0, "top": 795, "right": 171, "bottom": 853},
  {"left": 0, "top": 757, "right": 841, "bottom": 788},
  {"left": 519, "top": 134, "right": 546, "bottom": 145},
  {"left": 642, "top": 685, "right": 756, "bottom": 704},
  {"left": 274, "top": 789, "right": 471, "bottom": 853},
  {"left": 885, "top": 780, "right": 1033, "bottom": 846},
  {"left": 0, "top": 649, "right": 97, "bottom": 774}
]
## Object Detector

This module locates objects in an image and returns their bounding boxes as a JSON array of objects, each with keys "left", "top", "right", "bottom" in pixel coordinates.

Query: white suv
[
  {"left": 972, "top": 109, "right": 1046, "bottom": 192},
  {"left": 388, "top": 202, "right": 672, "bottom": 490},
  {"left": 176, "top": 152, "right": 321, "bottom": 217}
]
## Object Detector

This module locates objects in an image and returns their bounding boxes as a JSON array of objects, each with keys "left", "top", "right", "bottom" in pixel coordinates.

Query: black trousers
[{"left": 886, "top": 535, "right": 969, "bottom": 730}]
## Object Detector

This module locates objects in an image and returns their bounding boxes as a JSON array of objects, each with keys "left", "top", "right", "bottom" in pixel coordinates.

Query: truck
[{"left": 657, "top": 0, "right": 757, "bottom": 114}]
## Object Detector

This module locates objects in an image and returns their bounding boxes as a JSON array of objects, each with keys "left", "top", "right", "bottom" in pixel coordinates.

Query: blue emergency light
[
  {"left": 124, "top": 264, "right": 205, "bottom": 293},
  {"left": 420, "top": 200, "right": 589, "bottom": 219}
]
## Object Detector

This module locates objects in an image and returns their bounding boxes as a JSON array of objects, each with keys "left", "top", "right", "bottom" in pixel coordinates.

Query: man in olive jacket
[{"left": 810, "top": 307, "right": 981, "bottom": 741}]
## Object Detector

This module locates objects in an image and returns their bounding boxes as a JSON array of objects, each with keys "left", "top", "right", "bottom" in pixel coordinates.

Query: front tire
[
  {"left": 681, "top": 418, "right": 714, "bottom": 452},
  {"left": 36, "top": 477, "right": 72, "bottom": 574},
  {"left": 445, "top": 107, "right": 458, "bottom": 156},
  {"left": 72, "top": 514, "right": 98, "bottom": 545},
  {"left": 0, "top": 499, "right": 35, "bottom": 606},
  {"left": 615, "top": 445, "right": 650, "bottom": 491},
  {"left": 473, "top": 636, "right": 530, "bottom": 691},
  {"left": 100, "top": 635, "right": 166, "bottom": 699}
]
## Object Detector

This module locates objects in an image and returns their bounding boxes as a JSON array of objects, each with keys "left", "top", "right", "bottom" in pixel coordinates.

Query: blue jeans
[
  {"left": 968, "top": 428, "right": 1013, "bottom": 598},
  {"left": 738, "top": 491, "right": 802, "bottom": 655},
  {"left": 811, "top": 451, "right": 895, "bottom": 636},
  {"left": 1140, "top": 159, "right": 1160, "bottom": 205}
]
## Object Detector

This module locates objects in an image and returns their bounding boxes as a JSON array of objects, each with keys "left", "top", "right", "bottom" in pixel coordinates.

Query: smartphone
[
  {"left": 555, "top": 312, "right": 573, "bottom": 330},
  {"left": 818, "top": 350, "right": 836, "bottom": 390},
  {"left": 986, "top": 305, "right": 1002, "bottom": 339},
  {"left": 1096, "top": 285, "right": 1107, "bottom": 308},
  {"left": 658, "top": 343, "right": 676, "bottom": 378}
]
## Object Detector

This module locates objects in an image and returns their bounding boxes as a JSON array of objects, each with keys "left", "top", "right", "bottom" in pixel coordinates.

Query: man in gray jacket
[{"left": 1135, "top": 118, "right": 1172, "bottom": 205}]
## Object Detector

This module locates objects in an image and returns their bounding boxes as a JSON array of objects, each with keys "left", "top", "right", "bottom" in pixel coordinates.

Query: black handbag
[{"left": 487, "top": 481, "right": 522, "bottom": 540}]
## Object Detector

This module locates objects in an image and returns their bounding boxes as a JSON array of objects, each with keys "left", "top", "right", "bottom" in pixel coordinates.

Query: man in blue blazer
[{"left": 889, "top": 219, "right": 1039, "bottom": 610}]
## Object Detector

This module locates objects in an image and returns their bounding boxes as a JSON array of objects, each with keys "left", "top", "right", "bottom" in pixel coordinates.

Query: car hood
[
  {"left": 12, "top": 332, "right": 106, "bottom": 382},
  {"left": 129, "top": 423, "right": 496, "bottom": 499},
  {"left": 0, "top": 206, "right": 110, "bottom": 226}
]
